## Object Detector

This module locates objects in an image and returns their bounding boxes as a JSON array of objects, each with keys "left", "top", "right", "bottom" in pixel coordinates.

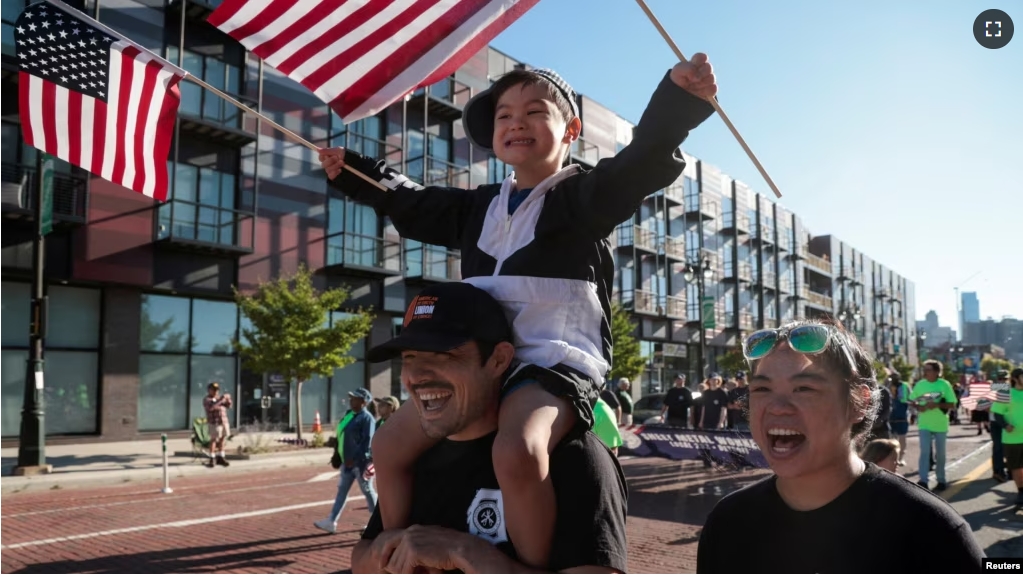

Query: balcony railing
[
  {"left": 2, "top": 163, "right": 88, "bottom": 222},
  {"left": 407, "top": 156, "right": 471, "bottom": 189},
  {"left": 324, "top": 232, "right": 402, "bottom": 274},
  {"left": 761, "top": 270, "right": 777, "bottom": 289},
  {"left": 763, "top": 317, "right": 779, "bottom": 329},
  {"left": 334, "top": 131, "right": 402, "bottom": 165},
  {"left": 662, "top": 235, "right": 685, "bottom": 260},
  {"left": 791, "top": 242, "right": 807, "bottom": 259},
  {"left": 570, "top": 137, "right": 601, "bottom": 167},
  {"left": 662, "top": 181, "right": 685, "bottom": 204},
  {"left": 875, "top": 286, "right": 891, "bottom": 299},
  {"left": 803, "top": 286, "right": 833, "bottom": 309},
  {"left": 724, "top": 261, "right": 752, "bottom": 282},
  {"left": 739, "top": 311, "right": 754, "bottom": 331},
  {"left": 721, "top": 211, "right": 750, "bottom": 233},
  {"left": 405, "top": 244, "right": 461, "bottom": 282},
  {"left": 664, "top": 295, "right": 686, "bottom": 319},
  {"left": 778, "top": 276, "right": 793, "bottom": 293},
  {"left": 776, "top": 228, "right": 791, "bottom": 251},
  {"left": 805, "top": 252, "right": 832, "bottom": 274},
  {"left": 410, "top": 77, "right": 473, "bottom": 117},
  {"left": 156, "top": 199, "right": 254, "bottom": 252},
  {"left": 623, "top": 289, "right": 658, "bottom": 315},
  {"left": 684, "top": 194, "right": 718, "bottom": 218},
  {"left": 617, "top": 224, "right": 658, "bottom": 252}
]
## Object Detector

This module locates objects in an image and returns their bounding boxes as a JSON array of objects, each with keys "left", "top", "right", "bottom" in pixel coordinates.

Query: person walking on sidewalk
[
  {"left": 888, "top": 373, "right": 912, "bottom": 467},
  {"left": 989, "top": 370, "right": 1011, "bottom": 483},
  {"left": 993, "top": 368, "right": 1023, "bottom": 508},
  {"left": 617, "top": 379, "right": 635, "bottom": 427},
  {"left": 910, "top": 360, "right": 958, "bottom": 491},
  {"left": 203, "top": 382, "right": 232, "bottom": 468},
  {"left": 315, "top": 389, "right": 378, "bottom": 534}
]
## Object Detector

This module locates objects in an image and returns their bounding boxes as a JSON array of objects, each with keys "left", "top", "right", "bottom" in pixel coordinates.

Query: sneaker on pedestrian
[
  {"left": 897, "top": 460, "right": 906, "bottom": 467},
  {"left": 992, "top": 473, "right": 1008, "bottom": 483},
  {"left": 916, "top": 480, "right": 929, "bottom": 490},
  {"left": 314, "top": 519, "right": 337, "bottom": 534},
  {"left": 216, "top": 455, "right": 230, "bottom": 467},
  {"left": 934, "top": 482, "right": 947, "bottom": 491},
  {"left": 205, "top": 459, "right": 215, "bottom": 468}
]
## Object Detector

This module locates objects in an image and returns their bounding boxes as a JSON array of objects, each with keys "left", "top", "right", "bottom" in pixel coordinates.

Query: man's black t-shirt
[
  {"left": 362, "top": 430, "right": 628, "bottom": 573},
  {"left": 700, "top": 388, "right": 729, "bottom": 429},
  {"left": 696, "top": 463, "right": 985, "bottom": 574},
  {"left": 600, "top": 388, "right": 621, "bottom": 412},
  {"left": 726, "top": 386, "right": 749, "bottom": 426},
  {"left": 664, "top": 387, "right": 693, "bottom": 423}
]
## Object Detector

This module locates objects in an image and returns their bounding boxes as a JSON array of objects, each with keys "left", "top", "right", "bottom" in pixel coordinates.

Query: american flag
[
  {"left": 208, "top": 0, "right": 540, "bottom": 123},
  {"left": 15, "top": 0, "right": 185, "bottom": 201},
  {"left": 960, "top": 381, "right": 999, "bottom": 411}
]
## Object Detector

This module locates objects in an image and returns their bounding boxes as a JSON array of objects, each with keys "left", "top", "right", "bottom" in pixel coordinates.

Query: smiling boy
[{"left": 320, "top": 56, "right": 716, "bottom": 566}]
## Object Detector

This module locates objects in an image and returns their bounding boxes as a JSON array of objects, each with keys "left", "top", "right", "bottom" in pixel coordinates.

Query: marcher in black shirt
[
  {"left": 698, "top": 374, "right": 729, "bottom": 430},
  {"left": 697, "top": 320, "right": 983, "bottom": 574},
  {"left": 726, "top": 371, "right": 749, "bottom": 431},
  {"left": 661, "top": 374, "right": 693, "bottom": 427},
  {"left": 352, "top": 283, "right": 628, "bottom": 573},
  {"left": 600, "top": 385, "right": 622, "bottom": 425}
]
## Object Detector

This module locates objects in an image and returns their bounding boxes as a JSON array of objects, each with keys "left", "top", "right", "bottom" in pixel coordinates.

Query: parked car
[{"left": 632, "top": 389, "right": 703, "bottom": 425}]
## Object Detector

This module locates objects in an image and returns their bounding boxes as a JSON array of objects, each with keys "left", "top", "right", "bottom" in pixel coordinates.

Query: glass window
[
  {"left": 191, "top": 300, "right": 238, "bottom": 354},
  {"left": 330, "top": 361, "right": 365, "bottom": 421},
  {"left": 141, "top": 295, "right": 191, "bottom": 352},
  {"left": 1, "top": 349, "right": 28, "bottom": 437},
  {"left": 2, "top": 281, "right": 30, "bottom": 347},
  {"left": 138, "top": 354, "right": 189, "bottom": 431},
  {"left": 297, "top": 373, "right": 330, "bottom": 426},
  {"left": 48, "top": 286, "right": 101, "bottom": 349},
  {"left": 190, "top": 355, "right": 237, "bottom": 427},
  {"left": 42, "top": 351, "right": 99, "bottom": 434}
]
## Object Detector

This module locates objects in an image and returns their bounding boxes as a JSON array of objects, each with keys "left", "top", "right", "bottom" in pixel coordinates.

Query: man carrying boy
[{"left": 321, "top": 55, "right": 717, "bottom": 566}]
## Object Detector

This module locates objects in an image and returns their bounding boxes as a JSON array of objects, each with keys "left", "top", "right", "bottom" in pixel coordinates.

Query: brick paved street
[{"left": 1, "top": 422, "right": 1015, "bottom": 574}]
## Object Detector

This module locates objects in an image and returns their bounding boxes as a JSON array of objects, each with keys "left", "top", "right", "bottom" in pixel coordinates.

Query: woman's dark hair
[
  {"left": 923, "top": 359, "right": 943, "bottom": 376},
  {"left": 747, "top": 318, "right": 881, "bottom": 445}
]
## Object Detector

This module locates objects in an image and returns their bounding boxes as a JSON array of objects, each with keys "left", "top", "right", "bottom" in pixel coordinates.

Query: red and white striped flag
[
  {"left": 16, "top": 0, "right": 184, "bottom": 201},
  {"left": 208, "top": 0, "right": 540, "bottom": 123},
  {"left": 960, "top": 381, "right": 994, "bottom": 411}
]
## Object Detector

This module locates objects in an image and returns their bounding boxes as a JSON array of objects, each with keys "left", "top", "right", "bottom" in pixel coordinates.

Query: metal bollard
[{"left": 161, "top": 433, "right": 173, "bottom": 494}]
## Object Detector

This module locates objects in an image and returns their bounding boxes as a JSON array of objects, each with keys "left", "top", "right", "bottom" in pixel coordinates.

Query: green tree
[
  {"left": 609, "top": 302, "right": 646, "bottom": 383},
  {"left": 889, "top": 355, "right": 915, "bottom": 383},
  {"left": 980, "top": 354, "right": 1014, "bottom": 378},
  {"left": 716, "top": 347, "right": 748, "bottom": 377},
  {"left": 234, "top": 264, "right": 374, "bottom": 441}
]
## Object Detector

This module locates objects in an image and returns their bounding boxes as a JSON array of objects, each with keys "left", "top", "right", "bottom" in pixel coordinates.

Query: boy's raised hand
[
  {"left": 670, "top": 53, "right": 717, "bottom": 100},
  {"left": 319, "top": 147, "right": 346, "bottom": 180}
]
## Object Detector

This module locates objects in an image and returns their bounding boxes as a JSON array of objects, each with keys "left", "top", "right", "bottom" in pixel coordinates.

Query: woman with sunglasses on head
[{"left": 696, "top": 319, "right": 983, "bottom": 574}]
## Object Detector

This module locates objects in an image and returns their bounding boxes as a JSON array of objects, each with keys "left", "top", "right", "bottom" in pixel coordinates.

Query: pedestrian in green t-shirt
[
  {"left": 592, "top": 397, "right": 623, "bottom": 455},
  {"left": 993, "top": 368, "right": 1023, "bottom": 508},
  {"left": 909, "top": 360, "right": 958, "bottom": 491}
]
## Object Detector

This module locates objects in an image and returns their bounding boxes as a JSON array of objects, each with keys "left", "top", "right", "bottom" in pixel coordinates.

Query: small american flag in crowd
[
  {"left": 15, "top": 0, "right": 185, "bottom": 201},
  {"left": 960, "top": 381, "right": 1001, "bottom": 411},
  {"left": 208, "top": 0, "right": 540, "bottom": 123}
]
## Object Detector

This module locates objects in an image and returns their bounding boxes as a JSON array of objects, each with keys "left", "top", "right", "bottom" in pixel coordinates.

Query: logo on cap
[{"left": 403, "top": 295, "right": 438, "bottom": 327}]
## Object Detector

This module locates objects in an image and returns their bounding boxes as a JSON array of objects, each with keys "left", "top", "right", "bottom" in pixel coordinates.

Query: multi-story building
[
  {"left": 0, "top": 0, "right": 917, "bottom": 443},
  {"left": 961, "top": 292, "right": 981, "bottom": 325},
  {"left": 964, "top": 317, "right": 1023, "bottom": 363}
]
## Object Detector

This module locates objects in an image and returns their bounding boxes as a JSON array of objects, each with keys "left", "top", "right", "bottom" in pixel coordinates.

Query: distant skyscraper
[
  {"left": 923, "top": 310, "right": 939, "bottom": 330},
  {"left": 962, "top": 292, "right": 980, "bottom": 323}
]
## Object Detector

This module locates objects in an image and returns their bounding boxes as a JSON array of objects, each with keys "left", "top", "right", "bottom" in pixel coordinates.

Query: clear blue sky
[{"left": 491, "top": 0, "right": 1022, "bottom": 330}]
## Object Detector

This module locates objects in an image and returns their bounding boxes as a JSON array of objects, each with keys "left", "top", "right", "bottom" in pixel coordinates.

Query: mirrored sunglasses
[{"left": 742, "top": 325, "right": 834, "bottom": 360}]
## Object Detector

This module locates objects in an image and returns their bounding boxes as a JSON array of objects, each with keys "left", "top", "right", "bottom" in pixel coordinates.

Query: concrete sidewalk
[{"left": 1, "top": 434, "right": 337, "bottom": 494}]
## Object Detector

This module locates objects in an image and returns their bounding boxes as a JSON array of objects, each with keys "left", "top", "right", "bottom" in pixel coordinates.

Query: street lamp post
[{"left": 684, "top": 258, "right": 714, "bottom": 381}]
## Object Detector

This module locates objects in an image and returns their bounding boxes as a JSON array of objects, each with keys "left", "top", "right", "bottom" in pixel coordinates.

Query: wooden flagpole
[
  {"left": 634, "top": 0, "right": 783, "bottom": 199},
  {"left": 182, "top": 75, "right": 387, "bottom": 192}
]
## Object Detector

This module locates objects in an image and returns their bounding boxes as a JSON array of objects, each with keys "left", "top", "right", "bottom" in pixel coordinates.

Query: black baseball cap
[
  {"left": 366, "top": 283, "right": 513, "bottom": 363},
  {"left": 462, "top": 68, "right": 579, "bottom": 151}
]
